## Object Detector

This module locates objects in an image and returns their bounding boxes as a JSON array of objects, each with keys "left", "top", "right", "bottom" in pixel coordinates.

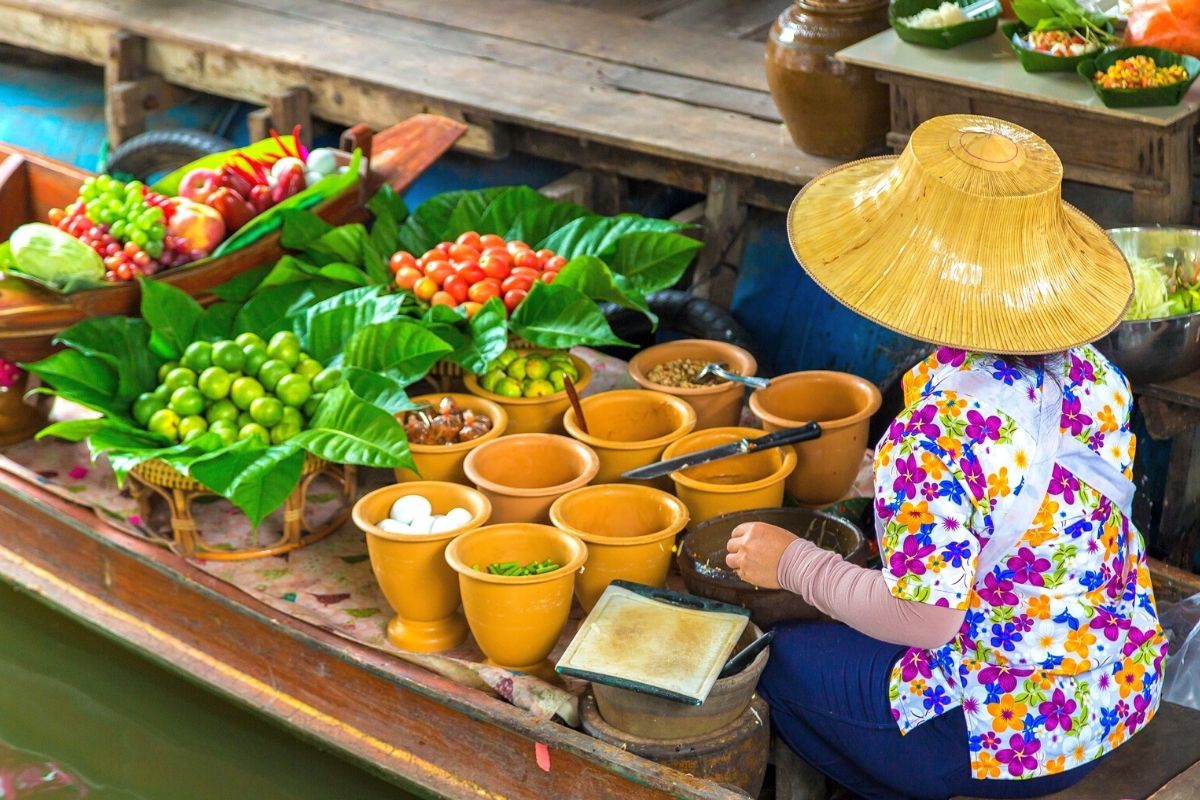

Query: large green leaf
[
  {"left": 139, "top": 278, "right": 203, "bottom": 359},
  {"left": 415, "top": 302, "right": 506, "bottom": 376},
  {"left": 23, "top": 350, "right": 119, "bottom": 415},
  {"left": 292, "top": 286, "right": 410, "bottom": 364},
  {"left": 308, "top": 223, "right": 369, "bottom": 266},
  {"left": 291, "top": 384, "right": 414, "bottom": 470},
  {"left": 509, "top": 282, "right": 631, "bottom": 349},
  {"left": 536, "top": 215, "right": 685, "bottom": 260},
  {"left": 366, "top": 185, "right": 409, "bottom": 260},
  {"left": 397, "top": 187, "right": 507, "bottom": 254},
  {"left": 194, "top": 301, "right": 240, "bottom": 341},
  {"left": 607, "top": 231, "right": 703, "bottom": 294},
  {"left": 475, "top": 186, "right": 553, "bottom": 236},
  {"left": 504, "top": 201, "right": 591, "bottom": 247},
  {"left": 234, "top": 279, "right": 349, "bottom": 339},
  {"left": 342, "top": 319, "right": 453, "bottom": 383},
  {"left": 213, "top": 264, "right": 272, "bottom": 302},
  {"left": 188, "top": 440, "right": 306, "bottom": 526},
  {"left": 52, "top": 316, "right": 160, "bottom": 404},
  {"left": 279, "top": 208, "right": 335, "bottom": 251},
  {"left": 343, "top": 367, "right": 418, "bottom": 415},
  {"left": 445, "top": 188, "right": 510, "bottom": 240},
  {"left": 553, "top": 255, "right": 655, "bottom": 324},
  {"left": 87, "top": 427, "right": 215, "bottom": 485}
]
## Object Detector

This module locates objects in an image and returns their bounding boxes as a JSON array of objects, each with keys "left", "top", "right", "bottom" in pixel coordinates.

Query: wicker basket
[{"left": 127, "top": 452, "right": 357, "bottom": 561}]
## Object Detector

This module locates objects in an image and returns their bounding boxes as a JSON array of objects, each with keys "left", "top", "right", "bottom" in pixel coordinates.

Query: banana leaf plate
[
  {"left": 1078, "top": 46, "right": 1200, "bottom": 108},
  {"left": 1002, "top": 21, "right": 1113, "bottom": 73},
  {"left": 890, "top": 0, "right": 1000, "bottom": 49}
]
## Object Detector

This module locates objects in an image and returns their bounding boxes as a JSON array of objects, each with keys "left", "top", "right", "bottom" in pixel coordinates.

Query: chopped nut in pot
[
  {"left": 646, "top": 358, "right": 727, "bottom": 389},
  {"left": 404, "top": 397, "right": 494, "bottom": 445}
]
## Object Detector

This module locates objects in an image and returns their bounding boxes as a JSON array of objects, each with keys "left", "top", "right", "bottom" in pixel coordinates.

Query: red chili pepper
[
  {"left": 237, "top": 153, "right": 270, "bottom": 184},
  {"left": 293, "top": 124, "right": 309, "bottom": 161},
  {"left": 269, "top": 127, "right": 295, "bottom": 160},
  {"left": 216, "top": 164, "right": 255, "bottom": 198}
]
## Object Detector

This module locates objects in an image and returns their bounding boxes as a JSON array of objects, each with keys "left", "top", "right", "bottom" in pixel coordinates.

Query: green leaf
[
  {"left": 342, "top": 319, "right": 454, "bottom": 383},
  {"left": 318, "top": 262, "right": 370, "bottom": 286},
  {"left": 24, "top": 350, "right": 118, "bottom": 413},
  {"left": 87, "top": 427, "right": 212, "bottom": 484},
  {"left": 280, "top": 208, "right": 335, "bottom": 251},
  {"left": 343, "top": 367, "right": 418, "bottom": 415},
  {"left": 308, "top": 223, "right": 369, "bottom": 266},
  {"left": 509, "top": 282, "right": 631, "bottom": 349},
  {"left": 52, "top": 316, "right": 160, "bottom": 405},
  {"left": 607, "top": 231, "right": 703, "bottom": 294},
  {"left": 292, "top": 286, "right": 409, "bottom": 364},
  {"left": 445, "top": 188, "right": 511, "bottom": 240},
  {"left": 213, "top": 264, "right": 272, "bottom": 302},
  {"left": 467, "top": 296, "right": 509, "bottom": 371},
  {"left": 36, "top": 417, "right": 111, "bottom": 442},
  {"left": 234, "top": 279, "right": 350, "bottom": 340},
  {"left": 504, "top": 200, "right": 592, "bottom": 246},
  {"left": 366, "top": 185, "right": 409, "bottom": 260},
  {"left": 138, "top": 278, "right": 203, "bottom": 359},
  {"left": 291, "top": 384, "right": 415, "bottom": 470},
  {"left": 398, "top": 187, "right": 507, "bottom": 254},
  {"left": 188, "top": 440, "right": 306, "bottom": 526},
  {"left": 475, "top": 186, "right": 553, "bottom": 236},
  {"left": 536, "top": 214, "right": 685, "bottom": 260},
  {"left": 194, "top": 301, "right": 240, "bottom": 341},
  {"left": 261, "top": 254, "right": 368, "bottom": 289},
  {"left": 553, "top": 255, "right": 655, "bottom": 324},
  {"left": 1013, "top": 0, "right": 1054, "bottom": 26}
]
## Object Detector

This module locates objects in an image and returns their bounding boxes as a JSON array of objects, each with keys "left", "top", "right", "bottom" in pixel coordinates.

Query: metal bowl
[{"left": 1094, "top": 226, "right": 1200, "bottom": 386}]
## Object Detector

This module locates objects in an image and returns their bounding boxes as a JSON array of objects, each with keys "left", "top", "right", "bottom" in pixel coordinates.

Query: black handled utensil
[
  {"left": 718, "top": 630, "right": 774, "bottom": 679},
  {"left": 621, "top": 422, "right": 822, "bottom": 481}
]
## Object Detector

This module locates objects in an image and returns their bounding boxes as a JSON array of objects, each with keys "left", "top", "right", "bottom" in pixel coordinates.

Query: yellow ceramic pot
[
  {"left": 661, "top": 426, "right": 797, "bottom": 524},
  {"left": 463, "top": 433, "right": 599, "bottom": 524},
  {"left": 628, "top": 339, "right": 757, "bottom": 430},
  {"left": 563, "top": 389, "right": 696, "bottom": 484},
  {"left": 549, "top": 484, "right": 689, "bottom": 612},
  {"left": 393, "top": 393, "right": 509, "bottom": 484},
  {"left": 463, "top": 352, "right": 593, "bottom": 435},
  {"left": 749, "top": 371, "right": 881, "bottom": 506},
  {"left": 444, "top": 523, "right": 587, "bottom": 680},
  {"left": 352, "top": 481, "right": 491, "bottom": 653}
]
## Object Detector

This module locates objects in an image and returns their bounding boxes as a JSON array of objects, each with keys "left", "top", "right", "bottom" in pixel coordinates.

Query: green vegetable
[
  {"left": 1012, "top": 0, "right": 1114, "bottom": 45},
  {"left": 1126, "top": 256, "right": 1200, "bottom": 321},
  {"left": 5, "top": 223, "right": 105, "bottom": 292},
  {"left": 481, "top": 559, "right": 561, "bottom": 576}
]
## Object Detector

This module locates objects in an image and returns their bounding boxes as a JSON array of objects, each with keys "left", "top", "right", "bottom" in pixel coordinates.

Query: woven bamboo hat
[{"left": 787, "top": 114, "right": 1132, "bottom": 355}]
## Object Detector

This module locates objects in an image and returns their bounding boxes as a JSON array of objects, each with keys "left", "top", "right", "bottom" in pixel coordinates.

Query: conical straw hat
[{"left": 787, "top": 114, "right": 1132, "bottom": 355}]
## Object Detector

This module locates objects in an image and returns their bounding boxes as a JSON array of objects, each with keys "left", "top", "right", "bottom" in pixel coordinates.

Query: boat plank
[
  {"left": 545, "top": 0, "right": 692, "bottom": 17},
  {"left": 652, "top": 0, "right": 781, "bottom": 39}
]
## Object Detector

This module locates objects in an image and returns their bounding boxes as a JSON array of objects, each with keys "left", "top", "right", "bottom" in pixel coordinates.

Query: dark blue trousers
[{"left": 759, "top": 622, "right": 1099, "bottom": 800}]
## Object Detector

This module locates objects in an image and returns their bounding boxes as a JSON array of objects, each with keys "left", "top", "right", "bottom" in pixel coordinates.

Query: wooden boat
[{"left": 0, "top": 114, "right": 467, "bottom": 364}]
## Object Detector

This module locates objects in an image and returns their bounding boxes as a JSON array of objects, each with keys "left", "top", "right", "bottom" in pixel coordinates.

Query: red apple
[
  {"left": 168, "top": 198, "right": 226, "bottom": 255},
  {"left": 178, "top": 168, "right": 222, "bottom": 204}
]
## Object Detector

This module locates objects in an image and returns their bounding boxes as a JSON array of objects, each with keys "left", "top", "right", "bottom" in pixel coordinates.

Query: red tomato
[
  {"left": 427, "top": 264, "right": 455, "bottom": 287},
  {"left": 394, "top": 265, "right": 423, "bottom": 290},
  {"left": 480, "top": 253, "right": 512, "bottom": 280},
  {"left": 455, "top": 231, "right": 483, "bottom": 250},
  {"left": 535, "top": 249, "right": 556, "bottom": 263},
  {"left": 479, "top": 233, "right": 506, "bottom": 249},
  {"left": 544, "top": 255, "right": 567, "bottom": 271},
  {"left": 502, "top": 275, "right": 533, "bottom": 294},
  {"left": 458, "top": 263, "right": 486, "bottom": 284},
  {"left": 417, "top": 249, "right": 443, "bottom": 269},
  {"left": 513, "top": 249, "right": 542, "bottom": 270},
  {"left": 444, "top": 274, "right": 470, "bottom": 303},
  {"left": 510, "top": 266, "right": 541, "bottom": 281},
  {"left": 422, "top": 257, "right": 449, "bottom": 276},
  {"left": 413, "top": 277, "right": 438, "bottom": 302},
  {"left": 482, "top": 277, "right": 503, "bottom": 293},
  {"left": 389, "top": 251, "right": 416, "bottom": 274},
  {"left": 503, "top": 289, "right": 528, "bottom": 313},
  {"left": 449, "top": 243, "right": 480, "bottom": 263},
  {"left": 435, "top": 241, "right": 453, "bottom": 255},
  {"left": 430, "top": 291, "right": 456, "bottom": 307},
  {"left": 506, "top": 240, "right": 530, "bottom": 256},
  {"left": 481, "top": 246, "right": 513, "bottom": 265},
  {"left": 468, "top": 281, "right": 500, "bottom": 304},
  {"left": 540, "top": 271, "right": 557, "bottom": 285},
  {"left": 460, "top": 301, "right": 483, "bottom": 319}
]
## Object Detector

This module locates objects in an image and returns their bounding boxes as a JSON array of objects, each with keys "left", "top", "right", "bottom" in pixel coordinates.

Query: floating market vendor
[{"left": 725, "top": 114, "right": 1166, "bottom": 800}]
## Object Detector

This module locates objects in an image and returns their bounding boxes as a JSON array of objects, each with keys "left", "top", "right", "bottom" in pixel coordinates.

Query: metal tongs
[{"left": 962, "top": 0, "right": 1001, "bottom": 17}]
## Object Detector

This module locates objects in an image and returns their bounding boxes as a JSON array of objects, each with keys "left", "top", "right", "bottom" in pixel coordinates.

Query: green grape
[
  {"left": 130, "top": 229, "right": 148, "bottom": 247},
  {"left": 146, "top": 240, "right": 163, "bottom": 258},
  {"left": 107, "top": 198, "right": 123, "bottom": 212},
  {"left": 110, "top": 220, "right": 127, "bottom": 239},
  {"left": 148, "top": 223, "right": 165, "bottom": 241}
]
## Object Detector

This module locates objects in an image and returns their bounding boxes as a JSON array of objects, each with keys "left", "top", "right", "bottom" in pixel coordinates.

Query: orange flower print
[
  {"left": 1108, "top": 727, "right": 1127, "bottom": 750},
  {"left": 1065, "top": 628, "right": 1096, "bottom": 659},
  {"left": 1114, "top": 661, "right": 1145, "bottom": 699},
  {"left": 1027, "top": 595, "right": 1051, "bottom": 620},
  {"left": 1097, "top": 405, "right": 1118, "bottom": 434},
  {"left": 937, "top": 434, "right": 962, "bottom": 459},
  {"left": 1073, "top": 745, "right": 1086, "bottom": 763},
  {"left": 899, "top": 501, "right": 934, "bottom": 533},
  {"left": 987, "top": 694, "right": 1027, "bottom": 733},
  {"left": 928, "top": 554, "right": 947, "bottom": 574},
  {"left": 936, "top": 391, "right": 964, "bottom": 418},
  {"left": 910, "top": 678, "right": 927, "bottom": 695},
  {"left": 1014, "top": 450, "right": 1029, "bottom": 469},
  {"left": 1044, "top": 756, "right": 1066, "bottom": 775},
  {"left": 920, "top": 450, "right": 946, "bottom": 480},
  {"left": 987, "top": 467, "right": 1011, "bottom": 499},
  {"left": 1059, "top": 657, "right": 1091, "bottom": 675},
  {"left": 972, "top": 752, "right": 1001, "bottom": 779}
]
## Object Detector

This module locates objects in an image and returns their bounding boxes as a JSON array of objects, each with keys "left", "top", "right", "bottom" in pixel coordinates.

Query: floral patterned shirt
[{"left": 874, "top": 346, "right": 1166, "bottom": 780}]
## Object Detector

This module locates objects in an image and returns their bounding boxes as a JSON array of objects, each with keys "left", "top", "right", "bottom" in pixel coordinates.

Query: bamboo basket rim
[{"left": 133, "top": 451, "right": 327, "bottom": 491}]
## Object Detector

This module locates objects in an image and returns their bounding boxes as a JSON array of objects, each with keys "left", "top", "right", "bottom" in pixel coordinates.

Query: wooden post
[
  {"left": 690, "top": 173, "right": 748, "bottom": 309},
  {"left": 540, "top": 170, "right": 594, "bottom": 207},
  {"left": 590, "top": 171, "right": 626, "bottom": 216},
  {"left": 1132, "top": 125, "right": 1195, "bottom": 224},
  {"left": 247, "top": 89, "right": 313, "bottom": 146},
  {"left": 104, "top": 31, "right": 146, "bottom": 146}
]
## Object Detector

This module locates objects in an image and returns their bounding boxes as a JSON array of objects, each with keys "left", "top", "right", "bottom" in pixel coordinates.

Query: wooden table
[
  {"left": 0, "top": 0, "right": 837, "bottom": 303},
  {"left": 838, "top": 30, "right": 1200, "bottom": 224},
  {"left": 1139, "top": 372, "right": 1200, "bottom": 568}
]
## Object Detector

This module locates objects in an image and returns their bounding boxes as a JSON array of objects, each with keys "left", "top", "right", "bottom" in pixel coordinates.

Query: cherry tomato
[
  {"left": 540, "top": 271, "right": 557, "bottom": 284},
  {"left": 468, "top": 281, "right": 501, "bottom": 304},
  {"left": 422, "top": 257, "right": 450, "bottom": 277},
  {"left": 449, "top": 243, "right": 480, "bottom": 263},
  {"left": 513, "top": 249, "right": 541, "bottom": 270},
  {"left": 460, "top": 301, "right": 483, "bottom": 318},
  {"left": 428, "top": 264, "right": 455, "bottom": 287},
  {"left": 503, "top": 289, "right": 528, "bottom": 313},
  {"left": 430, "top": 291, "right": 456, "bottom": 308},
  {"left": 456, "top": 231, "right": 483, "bottom": 250},
  {"left": 413, "top": 277, "right": 438, "bottom": 302},
  {"left": 394, "top": 266, "right": 423, "bottom": 290},
  {"left": 480, "top": 253, "right": 511, "bottom": 281},
  {"left": 510, "top": 266, "right": 540, "bottom": 281},
  {"left": 390, "top": 251, "right": 417, "bottom": 274},
  {"left": 502, "top": 275, "right": 533, "bottom": 294},
  {"left": 481, "top": 246, "right": 513, "bottom": 265},
  {"left": 457, "top": 263, "right": 486, "bottom": 284},
  {"left": 544, "top": 255, "right": 567, "bottom": 271},
  {"left": 435, "top": 241, "right": 453, "bottom": 255},
  {"left": 417, "top": 250, "right": 443, "bottom": 269},
  {"left": 482, "top": 277, "right": 503, "bottom": 294},
  {"left": 535, "top": 249, "right": 556, "bottom": 263},
  {"left": 506, "top": 240, "right": 530, "bottom": 256},
  {"left": 443, "top": 274, "right": 470, "bottom": 303},
  {"left": 479, "top": 234, "right": 506, "bottom": 249}
]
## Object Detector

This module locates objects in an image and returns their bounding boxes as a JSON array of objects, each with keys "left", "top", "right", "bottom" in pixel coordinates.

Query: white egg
[
  {"left": 304, "top": 170, "right": 322, "bottom": 187},
  {"left": 430, "top": 515, "right": 463, "bottom": 534},
  {"left": 271, "top": 156, "right": 305, "bottom": 179},
  {"left": 407, "top": 514, "right": 435, "bottom": 534},
  {"left": 443, "top": 507, "right": 473, "bottom": 527},
  {"left": 390, "top": 494, "right": 432, "bottom": 524},
  {"left": 377, "top": 518, "right": 410, "bottom": 534},
  {"left": 337, "top": 165, "right": 349, "bottom": 174},
  {"left": 305, "top": 148, "right": 338, "bottom": 176}
]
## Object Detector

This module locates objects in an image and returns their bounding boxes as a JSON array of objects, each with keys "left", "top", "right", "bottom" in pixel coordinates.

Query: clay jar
[
  {"left": 463, "top": 433, "right": 599, "bottom": 524},
  {"left": 628, "top": 339, "right": 757, "bottom": 430},
  {"left": 765, "top": 0, "right": 891, "bottom": 159},
  {"left": 562, "top": 389, "right": 696, "bottom": 484}
]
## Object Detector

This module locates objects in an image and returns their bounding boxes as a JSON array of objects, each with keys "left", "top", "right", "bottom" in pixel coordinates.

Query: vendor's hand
[{"left": 725, "top": 522, "right": 800, "bottom": 590}]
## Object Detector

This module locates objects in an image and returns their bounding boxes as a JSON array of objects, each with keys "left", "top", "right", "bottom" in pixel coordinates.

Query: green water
[{"left": 0, "top": 581, "right": 419, "bottom": 799}]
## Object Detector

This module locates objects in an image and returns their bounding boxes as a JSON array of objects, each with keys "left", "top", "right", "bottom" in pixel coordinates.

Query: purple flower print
[
  {"left": 1048, "top": 465, "right": 1081, "bottom": 505},
  {"left": 979, "top": 731, "right": 1000, "bottom": 750},
  {"left": 906, "top": 404, "right": 942, "bottom": 440},
  {"left": 1088, "top": 431, "right": 1106, "bottom": 452},
  {"left": 943, "top": 540, "right": 972, "bottom": 568},
  {"left": 996, "top": 735, "right": 1040, "bottom": 777},
  {"left": 1115, "top": 699, "right": 1129, "bottom": 719},
  {"left": 921, "top": 481, "right": 940, "bottom": 501},
  {"left": 1012, "top": 614, "right": 1034, "bottom": 633},
  {"left": 1090, "top": 607, "right": 1132, "bottom": 642},
  {"left": 1123, "top": 627, "right": 1154, "bottom": 658},
  {"left": 936, "top": 347, "right": 967, "bottom": 367},
  {"left": 1038, "top": 689, "right": 1077, "bottom": 732},
  {"left": 1069, "top": 354, "right": 1096, "bottom": 385},
  {"left": 875, "top": 496, "right": 894, "bottom": 523},
  {"left": 990, "top": 622, "right": 1023, "bottom": 652},
  {"left": 892, "top": 454, "right": 928, "bottom": 500},
  {"left": 960, "top": 456, "right": 987, "bottom": 501},
  {"left": 979, "top": 572, "right": 1019, "bottom": 607},
  {"left": 1126, "top": 693, "right": 1150, "bottom": 734},
  {"left": 965, "top": 410, "right": 1002, "bottom": 443},
  {"left": 1060, "top": 395, "right": 1093, "bottom": 437},
  {"left": 888, "top": 419, "right": 906, "bottom": 444},
  {"left": 992, "top": 360, "right": 1020, "bottom": 385},
  {"left": 1007, "top": 547, "right": 1052, "bottom": 586},
  {"left": 899, "top": 648, "right": 933, "bottom": 682},
  {"left": 979, "top": 663, "right": 1030, "bottom": 693},
  {"left": 890, "top": 536, "right": 936, "bottom": 578},
  {"left": 923, "top": 685, "right": 951, "bottom": 714}
]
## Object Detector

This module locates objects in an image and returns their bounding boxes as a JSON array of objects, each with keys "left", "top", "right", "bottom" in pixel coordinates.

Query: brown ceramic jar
[{"left": 765, "top": 0, "right": 891, "bottom": 159}]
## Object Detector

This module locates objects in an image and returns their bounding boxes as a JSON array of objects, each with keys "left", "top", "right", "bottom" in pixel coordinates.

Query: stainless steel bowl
[{"left": 1094, "top": 226, "right": 1200, "bottom": 386}]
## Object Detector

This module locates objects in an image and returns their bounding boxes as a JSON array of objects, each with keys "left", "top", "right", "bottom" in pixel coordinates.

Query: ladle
[
  {"left": 564, "top": 375, "right": 588, "bottom": 435},
  {"left": 696, "top": 362, "right": 769, "bottom": 390}
]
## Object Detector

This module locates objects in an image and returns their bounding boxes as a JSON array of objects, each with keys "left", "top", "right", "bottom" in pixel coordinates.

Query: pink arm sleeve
[{"left": 777, "top": 539, "right": 966, "bottom": 650}]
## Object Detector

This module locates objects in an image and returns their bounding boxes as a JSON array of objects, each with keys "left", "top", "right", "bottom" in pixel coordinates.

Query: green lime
[
  {"left": 270, "top": 421, "right": 301, "bottom": 445},
  {"left": 524, "top": 357, "right": 550, "bottom": 381},
  {"left": 132, "top": 392, "right": 166, "bottom": 426},
  {"left": 237, "top": 422, "right": 270, "bottom": 447},
  {"left": 249, "top": 396, "right": 284, "bottom": 427},
  {"left": 147, "top": 408, "right": 181, "bottom": 441},
  {"left": 180, "top": 341, "right": 213, "bottom": 372},
  {"left": 280, "top": 406, "right": 304, "bottom": 429},
  {"left": 157, "top": 360, "right": 180, "bottom": 382},
  {"left": 169, "top": 386, "right": 205, "bottom": 417},
  {"left": 257, "top": 359, "right": 291, "bottom": 392},
  {"left": 234, "top": 332, "right": 266, "bottom": 350},
  {"left": 163, "top": 367, "right": 197, "bottom": 392},
  {"left": 211, "top": 340, "right": 246, "bottom": 372},
  {"left": 178, "top": 415, "right": 208, "bottom": 441},
  {"left": 495, "top": 349, "right": 518, "bottom": 368},
  {"left": 548, "top": 369, "right": 566, "bottom": 393},
  {"left": 303, "top": 392, "right": 325, "bottom": 418},
  {"left": 311, "top": 366, "right": 341, "bottom": 393},
  {"left": 506, "top": 357, "right": 528, "bottom": 381},
  {"left": 197, "top": 366, "right": 233, "bottom": 400},
  {"left": 242, "top": 344, "right": 268, "bottom": 377},
  {"left": 494, "top": 377, "right": 522, "bottom": 398},
  {"left": 524, "top": 379, "right": 555, "bottom": 398},
  {"left": 236, "top": 412, "right": 254, "bottom": 429},
  {"left": 206, "top": 398, "right": 239, "bottom": 424},
  {"left": 230, "top": 376, "right": 265, "bottom": 410},
  {"left": 479, "top": 369, "right": 505, "bottom": 393},
  {"left": 295, "top": 357, "right": 323, "bottom": 380},
  {"left": 275, "top": 373, "right": 312, "bottom": 408},
  {"left": 266, "top": 331, "right": 302, "bottom": 368},
  {"left": 209, "top": 419, "right": 238, "bottom": 446},
  {"left": 152, "top": 383, "right": 172, "bottom": 402}
]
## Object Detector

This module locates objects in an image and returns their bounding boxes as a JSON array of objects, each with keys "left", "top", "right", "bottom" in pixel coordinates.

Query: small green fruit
[
  {"left": 211, "top": 340, "right": 246, "bottom": 372},
  {"left": 275, "top": 373, "right": 312, "bottom": 408},
  {"left": 209, "top": 419, "right": 238, "bottom": 446},
  {"left": 479, "top": 368, "right": 505, "bottom": 393},
  {"left": 495, "top": 349, "right": 518, "bottom": 368},
  {"left": 132, "top": 392, "right": 166, "bottom": 426},
  {"left": 157, "top": 360, "right": 180, "bottom": 382},
  {"left": 524, "top": 379, "right": 555, "bottom": 398},
  {"left": 178, "top": 415, "right": 208, "bottom": 441},
  {"left": 197, "top": 366, "right": 233, "bottom": 400},
  {"left": 206, "top": 399, "right": 239, "bottom": 424},
  {"left": 257, "top": 359, "right": 291, "bottom": 392},
  {"left": 295, "top": 357, "right": 323, "bottom": 380},
  {"left": 147, "top": 408, "right": 181, "bottom": 441},
  {"left": 494, "top": 377, "right": 522, "bottom": 398},
  {"left": 181, "top": 341, "right": 213, "bottom": 372},
  {"left": 524, "top": 357, "right": 550, "bottom": 381},
  {"left": 311, "top": 367, "right": 342, "bottom": 393},
  {"left": 249, "top": 396, "right": 285, "bottom": 427},
  {"left": 169, "top": 386, "right": 205, "bottom": 417},
  {"left": 230, "top": 376, "right": 265, "bottom": 410},
  {"left": 234, "top": 332, "right": 266, "bottom": 350},
  {"left": 506, "top": 357, "right": 528, "bottom": 381},
  {"left": 163, "top": 367, "right": 197, "bottom": 391},
  {"left": 237, "top": 422, "right": 270, "bottom": 446}
]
